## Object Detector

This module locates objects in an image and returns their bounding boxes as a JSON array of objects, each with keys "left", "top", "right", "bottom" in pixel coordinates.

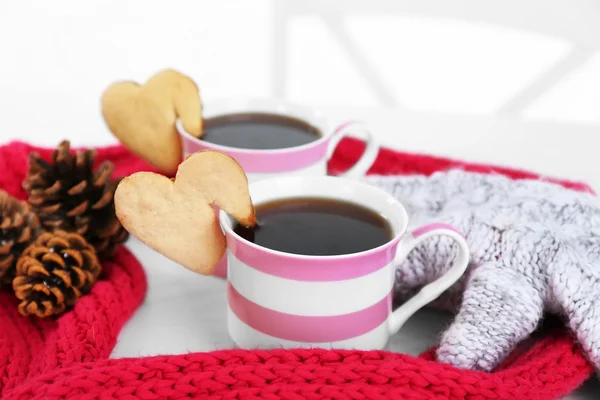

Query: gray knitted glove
[{"left": 364, "top": 170, "right": 600, "bottom": 372}]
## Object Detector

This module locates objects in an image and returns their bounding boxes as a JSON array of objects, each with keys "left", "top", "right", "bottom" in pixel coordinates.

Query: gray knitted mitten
[{"left": 364, "top": 170, "right": 600, "bottom": 372}]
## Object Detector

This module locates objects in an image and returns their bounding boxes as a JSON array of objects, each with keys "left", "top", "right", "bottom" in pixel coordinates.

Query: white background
[{"left": 1, "top": 1, "right": 599, "bottom": 398}]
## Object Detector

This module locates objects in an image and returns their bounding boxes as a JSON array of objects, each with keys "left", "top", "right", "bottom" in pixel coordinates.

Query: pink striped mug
[
  {"left": 176, "top": 98, "right": 379, "bottom": 183},
  {"left": 219, "top": 176, "right": 470, "bottom": 350}
]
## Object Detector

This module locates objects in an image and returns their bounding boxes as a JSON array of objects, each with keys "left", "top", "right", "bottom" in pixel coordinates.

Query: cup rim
[
  {"left": 219, "top": 175, "right": 408, "bottom": 260},
  {"left": 176, "top": 97, "right": 334, "bottom": 155}
]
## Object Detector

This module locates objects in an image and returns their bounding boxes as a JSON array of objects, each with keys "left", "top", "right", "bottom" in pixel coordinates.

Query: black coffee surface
[
  {"left": 201, "top": 112, "right": 321, "bottom": 150},
  {"left": 233, "top": 198, "right": 393, "bottom": 256}
]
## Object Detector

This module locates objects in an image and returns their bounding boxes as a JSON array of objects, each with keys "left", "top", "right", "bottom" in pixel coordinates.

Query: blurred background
[{"left": 0, "top": 0, "right": 599, "bottom": 187}]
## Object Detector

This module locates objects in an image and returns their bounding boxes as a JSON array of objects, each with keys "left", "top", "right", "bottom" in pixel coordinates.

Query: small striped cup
[
  {"left": 220, "top": 176, "right": 470, "bottom": 350},
  {"left": 176, "top": 98, "right": 379, "bottom": 183}
]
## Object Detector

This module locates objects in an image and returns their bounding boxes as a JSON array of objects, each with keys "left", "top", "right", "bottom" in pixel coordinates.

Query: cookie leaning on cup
[
  {"left": 101, "top": 69, "right": 203, "bottom": 175},
  {"left": 114, "top": 150, "right": 256, "bottom": 275}
]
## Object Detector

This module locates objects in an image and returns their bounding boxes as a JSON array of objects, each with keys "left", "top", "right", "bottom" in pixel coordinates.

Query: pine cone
[
  {"left": 13, "top": 230, "right": 101, "bottom": 318},
  {"left": 0, "top": 190, "right": 40, "bottom": 286},
  {"left": 23, "top": 140, "right": 128, "bottom": 258}
]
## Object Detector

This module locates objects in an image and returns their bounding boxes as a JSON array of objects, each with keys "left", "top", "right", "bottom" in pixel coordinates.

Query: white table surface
[{"left": 2, "top": 105, "right": 598, "bottom": 398}]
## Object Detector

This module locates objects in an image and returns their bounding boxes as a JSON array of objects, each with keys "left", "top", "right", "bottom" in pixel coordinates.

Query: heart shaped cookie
[
  {"left": 114, "top": 150, "right": 256, "bottom": 275},
  {"left": 101, "top": 69, "right": 203, "bottom": 175}
]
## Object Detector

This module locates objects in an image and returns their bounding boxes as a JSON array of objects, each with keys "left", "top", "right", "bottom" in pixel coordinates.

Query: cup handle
[
  {"left": 388, "top": 223, "right": 470, "bottom": 335},
  {"left": 327, "top": 121, "right": 380, "bottom": 178}
]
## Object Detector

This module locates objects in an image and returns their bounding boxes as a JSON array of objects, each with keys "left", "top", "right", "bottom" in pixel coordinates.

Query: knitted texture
[
  {"left": 365, "top": 170, "right": 600, "bottom": 372},
  {"left": 0, "top": 139, "right": 594, "bottom": 399}
]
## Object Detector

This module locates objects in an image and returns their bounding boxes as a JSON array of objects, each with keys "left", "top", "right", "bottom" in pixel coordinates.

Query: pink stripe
[
  {"left": 228, "top": 283, "right": 391, "bottom": 342},
  {"left": 412, "top": 223, "right": 464, "bottom": 238},
  {"left": 180, "top": 132, "right": 329, "bottom": 173},
  {"left": 213, "top": 255, "right": 227, "bottom": 279},
  {"left": 226, "top": 233, "right": 401, "bottom": 282}
]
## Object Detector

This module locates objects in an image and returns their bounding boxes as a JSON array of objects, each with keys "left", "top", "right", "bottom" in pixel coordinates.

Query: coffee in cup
[
  {"left": 201, "top": 113, "right": 322, "bottom": 150},
  {"left": 233, "top": 197, "right": 393, "bottom": 256}
]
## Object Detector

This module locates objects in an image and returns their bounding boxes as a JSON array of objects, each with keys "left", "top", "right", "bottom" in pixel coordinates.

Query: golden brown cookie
[
  {"left": 114, "top": 150, "right": 256, "bottom": 275},
  {"left": 101, "top": 69, "right": 203, "bottom": 175}
]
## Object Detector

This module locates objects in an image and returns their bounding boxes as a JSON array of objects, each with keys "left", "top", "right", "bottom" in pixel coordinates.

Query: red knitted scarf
[{"left": 0, "top": 139, "right": 594, "bottom": 399}]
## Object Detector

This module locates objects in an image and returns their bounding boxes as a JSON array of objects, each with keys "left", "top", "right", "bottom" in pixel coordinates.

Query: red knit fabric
[{"left": 0, "top": 139, "right": 594, "bottom": 400}]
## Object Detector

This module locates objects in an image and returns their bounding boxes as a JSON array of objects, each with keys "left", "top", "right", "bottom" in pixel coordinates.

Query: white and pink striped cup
[
  {"left": 219, "top": 176, "right": 470, "bottom": 350},
  {"left": 176, "top": 98, "right": 379, "bottom": 183}
]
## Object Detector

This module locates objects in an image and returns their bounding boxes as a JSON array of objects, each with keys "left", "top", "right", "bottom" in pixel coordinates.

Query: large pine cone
[
  {"left": 13, "top": 230, "right": 101, "bottom": 318},
  {"left": 0, "top": 190, "right": 40, "bottom": 285},
  {"left": 23, "top": 140, "right": 128, "bottom": 258}
]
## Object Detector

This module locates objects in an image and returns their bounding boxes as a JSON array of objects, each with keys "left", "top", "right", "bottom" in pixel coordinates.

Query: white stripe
[
  {"left": 243, "top": 160, "right": 327, "bottom": 183},
  {"left": 227, "top": 252, "right": 394, "bottom": 316},
  {"left": 227, "top": 306, "right": 390, "bottom": 350}
]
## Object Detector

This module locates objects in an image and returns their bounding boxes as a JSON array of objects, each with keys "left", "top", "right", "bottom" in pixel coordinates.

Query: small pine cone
[
  {"left": 0, "top": 190, "right": 40, "bottom": 286},
  {"left": 13, "top": 230, "right": 101, "bottom": 318},
  {"left": 23, "top": 140, "right": 128, "bottom": 258}
]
